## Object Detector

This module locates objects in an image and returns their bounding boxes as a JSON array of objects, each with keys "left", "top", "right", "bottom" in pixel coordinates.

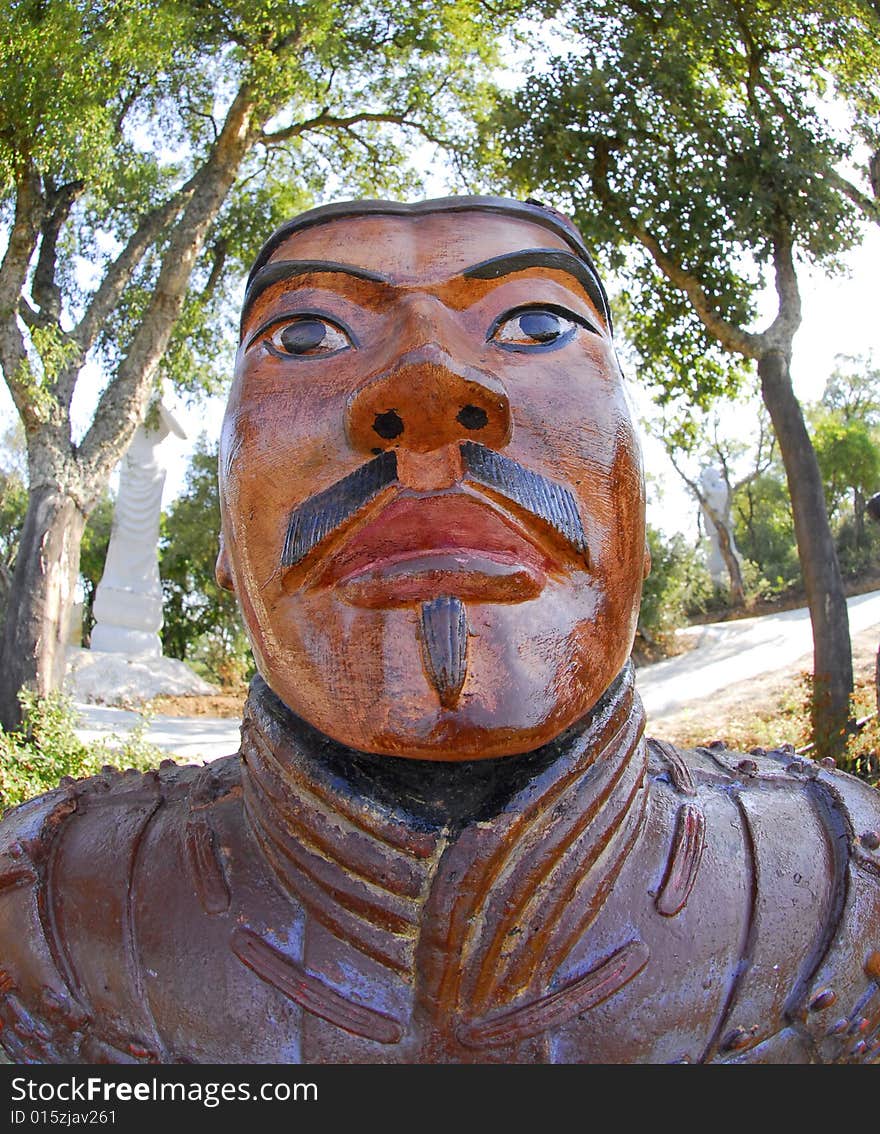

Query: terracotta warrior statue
[{"left": 1, "top": 197, "right": 879, "bottom": 1065}]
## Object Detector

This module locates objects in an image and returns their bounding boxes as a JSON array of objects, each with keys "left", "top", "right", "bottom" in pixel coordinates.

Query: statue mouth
[
  {"left": 277, "top": 443, "right": 591, "bottom": 604},
  {"left": 311, "top": 494, "right": 553, "bottom": 607}
]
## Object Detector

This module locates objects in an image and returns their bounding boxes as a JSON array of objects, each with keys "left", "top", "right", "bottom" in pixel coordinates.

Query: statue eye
[
  {"left": 268, "top": 316, "right": 351, "bottom": 357},
  {"left": 491, "top": 307, "right": 583, "bottom": 350}
]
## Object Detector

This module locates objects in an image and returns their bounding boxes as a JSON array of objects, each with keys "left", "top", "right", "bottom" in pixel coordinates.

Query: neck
[{"left": 240, "top": 663, "right": 643, "bottom": 833}]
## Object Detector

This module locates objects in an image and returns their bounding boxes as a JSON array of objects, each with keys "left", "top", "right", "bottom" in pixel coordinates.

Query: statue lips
[{"left": 311, "top": 493, "right": 560, "bottom": 609}]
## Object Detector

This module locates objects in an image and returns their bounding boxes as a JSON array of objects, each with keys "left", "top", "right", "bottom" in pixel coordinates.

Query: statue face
[{"left": 218, "top": 204, "right": 646, "bottom": 759}]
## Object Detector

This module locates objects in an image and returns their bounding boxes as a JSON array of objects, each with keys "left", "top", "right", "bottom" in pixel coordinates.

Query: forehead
[{"left": 264, "top": 211, "right": 576, "bottom": 284}]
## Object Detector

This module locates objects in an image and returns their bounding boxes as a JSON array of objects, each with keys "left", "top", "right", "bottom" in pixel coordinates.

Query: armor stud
[{"left": 808, "top": 988, "right": 836, "bottom": 1011}]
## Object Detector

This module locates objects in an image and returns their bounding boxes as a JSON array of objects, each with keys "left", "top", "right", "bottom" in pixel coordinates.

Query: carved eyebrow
[
  {"left": 242, "top": 259, "right": 391, "bottom": 323},
  {"left": 462, "top": 249, "right": 611, "bottom": 332},
  {"left": 240, "top": 249, "right": 613, "bottom": 336}
]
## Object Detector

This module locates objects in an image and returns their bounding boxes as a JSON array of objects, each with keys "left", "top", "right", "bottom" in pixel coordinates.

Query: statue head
[
  {"left": 699, "top": 466, "right": 729, "bottom": 513},
  {"left": 216, "top": 197, "right": 648, "bottom": 760}
]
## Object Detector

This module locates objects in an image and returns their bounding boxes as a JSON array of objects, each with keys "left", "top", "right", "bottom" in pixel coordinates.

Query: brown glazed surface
[
  {"left": 217, "top": 204, "right": 646, "bottom": 758},
  {"left": 0, "top": 198, "right": 878, "bottom": 1065}
]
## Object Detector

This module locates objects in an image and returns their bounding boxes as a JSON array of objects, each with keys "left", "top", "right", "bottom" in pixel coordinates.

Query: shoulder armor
[
  {"left": 647, "top": 736, "right": 880, "bottom": 1062},
  {"left": 0, "top": 758, "right": 224, "bottom": 1063}
]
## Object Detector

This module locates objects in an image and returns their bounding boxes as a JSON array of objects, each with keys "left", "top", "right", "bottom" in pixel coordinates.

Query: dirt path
[{"left": 645, "top": 624, "right": 878, "bottom": 753}]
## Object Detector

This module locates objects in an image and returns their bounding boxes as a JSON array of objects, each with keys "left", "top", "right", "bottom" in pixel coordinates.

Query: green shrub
[
  {"left": 159, "top": 436, "right": 253, "bottom": 689},
  {"left": 0, "top": 688, "right": 167, "bottom": 812},
  {"left": 638, "top": 525, "right": 715, "bottom": 645},
  {"left": 836, "top": 515, "right": 880, "bottom": 579}
]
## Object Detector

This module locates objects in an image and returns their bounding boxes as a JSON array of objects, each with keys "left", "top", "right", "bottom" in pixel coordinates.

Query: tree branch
[
  {"left": 631, "top": 218, "right": 763, "bottom": 357},
  {"left": 17, "top": 297, "right": 41, "bottom": 330},
  {"left": 114, "top": 77, "right": 146, "bottom": 134},
  {"left": 731, "top": 411, "right": 776, "bottom": 493},
  {"left": 750, "top": 63, "right": 880, "bottom": 226},
  {"left": 202, "top": 236, "right": 228, "bottom": 300},
  {"left": 70, "top": 178, "right": 199, "bottom": 361},
  {"left": 762, "top": 222, "right": 802, "bottom": 352},
  {"left": 0, "top": 164, "right": 46, "bottom": 430},
  {"left": 663, "top": 440, "right": 704, "bottom": 503},
  {"left": 816, "top": 164, "right": 880, "bottom": 225},
  {"left": 77, "top": 83, "right": 262, "bottom": 484},
  {"left": 187, "top": 104, "right": 220, "bottom": 143},
  {"left": 30, "top": 179, "right": 85, "bottom": 326},
  {"left": 260, "top": 106, "right": 431, "bottom": 145},
  {"left": 587, "top": 139, "right": 762, "bottom": 358},
  {"left": 45, "top": 179, "right": 200, "bottom": 416}
]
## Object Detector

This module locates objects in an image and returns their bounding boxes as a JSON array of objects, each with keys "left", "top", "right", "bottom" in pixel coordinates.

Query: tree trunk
[
  {"left": 0, "top": 88, "right": 263, "bottom": 732},
  {"left": 853, "top": 487, "right": 866, "bottom": 549},
  {"left": 0, "top": 484, "right": 86, "bottom": 731},
  {"left": 758, "top": 348, "right": 853, "bottom": 752},
  {"left": 701, "top": 500, "right": 746, "bottom": 606},
  {"left": 716, "top": 522, "right": 746, "bottom": 606}
]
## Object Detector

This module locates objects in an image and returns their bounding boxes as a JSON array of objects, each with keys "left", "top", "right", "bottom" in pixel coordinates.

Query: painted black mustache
[{"left": 280, "top": 441, "right": 589, "bottom": 571}]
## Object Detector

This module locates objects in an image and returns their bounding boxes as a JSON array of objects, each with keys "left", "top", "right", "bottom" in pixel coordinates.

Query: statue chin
[
  {"left": 255, "top": 679, "right": 606, "bottom": 762},
  {"left": 249, "top": 591, "right": 636, "bottom": 761}
]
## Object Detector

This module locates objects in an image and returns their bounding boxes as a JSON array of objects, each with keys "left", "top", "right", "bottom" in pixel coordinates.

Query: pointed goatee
[{"left": 419, "top": 596, "right": 469, "bottom": 709}]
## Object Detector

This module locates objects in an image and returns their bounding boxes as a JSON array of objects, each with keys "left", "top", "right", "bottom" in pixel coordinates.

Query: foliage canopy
[
  {"left": 483, "top": 0, "right": 879, "bottom": 398},
  {"left": 0, "top": 0, "right": 523, "bottom": 727},
  {"left": 481, "top": 0, "right": 880, "bottom": 747}
]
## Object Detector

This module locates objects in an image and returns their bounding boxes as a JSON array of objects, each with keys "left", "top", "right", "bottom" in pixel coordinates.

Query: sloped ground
[{"left": 648, "top": 623, "right": 877, "bottom": 744}]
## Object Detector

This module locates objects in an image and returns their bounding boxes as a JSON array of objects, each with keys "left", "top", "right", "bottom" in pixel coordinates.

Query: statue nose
[{"left": 346, "top": 344, "right": 512, "bottom": 456}]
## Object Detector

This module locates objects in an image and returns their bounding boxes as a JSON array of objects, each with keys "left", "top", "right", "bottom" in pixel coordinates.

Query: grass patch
[
  {"left": 666, "top": 667, "right": 879, "bottom": 787},
  {"left": 0, "top": 688, "right": 172, "bottom": 812}
]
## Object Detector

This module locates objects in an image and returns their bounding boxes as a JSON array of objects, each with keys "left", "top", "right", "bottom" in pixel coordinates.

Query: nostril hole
[
  {"left": 456, "top": 405, "right": 489, "bottom": 431},
  {"left": 373, "top": 410, "right": 404, "bottom": 439}
]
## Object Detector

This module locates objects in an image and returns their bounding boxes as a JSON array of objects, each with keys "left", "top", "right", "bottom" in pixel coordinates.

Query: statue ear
[
  {"left": 215, "top": 535, "right": 235, "bottom": 592},
  {"left": 643, "top": 542, "right": 652, "bottom": 579}
]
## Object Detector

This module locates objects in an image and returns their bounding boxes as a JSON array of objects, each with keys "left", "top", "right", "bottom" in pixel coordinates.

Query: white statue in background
[
  {"left": 699, "top": 465, "right": 744, "bottom": 588},
  {"left": 90, "top": 400, "right": 186, "bottom": 656}
]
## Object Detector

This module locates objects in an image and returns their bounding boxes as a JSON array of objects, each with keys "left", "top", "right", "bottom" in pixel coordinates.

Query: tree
[
  {"left": 159, "top": 435, "right": 250, "bottom": 686},
  {"left": 821, "top": 354, "right": 880, "bottom": 425},
  {"left": 646, "top": 398, "right": 778, "bottom": 607},
  {"left": 486, "top": 0, "right": 880, "bottom": 748},
  {"left": 638, "top": 522, "right": 714, "bottom": 646},
  {"left": 0, "top": 0, "right": 513, "bottom": 728},
  {"left": 733, "top": 469, "right": 800, "bottom": 592},
  {"left": 810, "top": 353, "right": 880, "bottom": 557},
  {"left": 813, "top": 416, "right": 880, "bottom": 533},
  {"left": 0, "top": 444, "right": 28, "bottom": 627}
]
